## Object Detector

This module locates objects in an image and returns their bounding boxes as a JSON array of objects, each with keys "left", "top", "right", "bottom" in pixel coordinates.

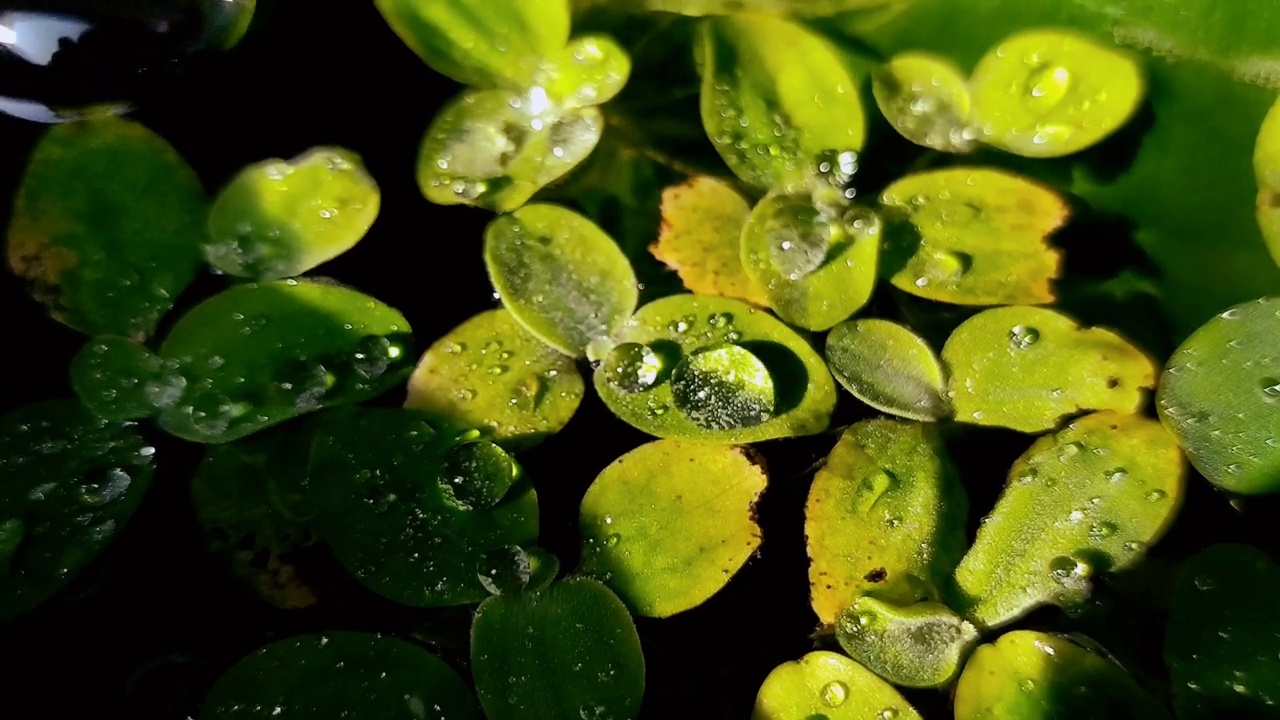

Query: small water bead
[
  {"left": 925, "top": 249, "right": 972, "bottom": 281},
  {"left": 602, "top": 343, "right": 663, "bottom": 393},
  {"left": 1145, "top": 489, "right": 1168, "bottom": 502},
  {"left": 1089, "top": 521, "right": 1118, "bottom": 541},
  {"left": 475, "top": 544, "right": 532, "bottom": 595},
  {"left": 1193, "top": 575, "right": 1216, "bottom": 591},
  {"left": 1009, "top": 324, "right": 1041, "bottom": 349},
  {"left": 820, "top": 680, "right": 849, "bottom": 707},
  {"left": 670, "top": 344, "right": 776, "bottom": 431},
  {"left": 1025, "top": 64, "right": 1072, "bottom": 110},
  {"left": 1020, "top": 679, "right": 1037, "bottom": 692},
  {"left": 1048, "top": 555, "right": 1093, "bottom": 592},
  {"left": 79, "top": 467, "right": 132, "bottom": 506},
  {"left": 877, "top": 707, "right": 900, "bottom": 720},
  {"left": 1058, "top": 441, "right": 1084, "bottom": 462},
  {"left": 1105, "top": 468, "right": 1128, "bottom": 482},
  {"left": 1261, "top": 378, "right": 1280, "bottom": 401}
]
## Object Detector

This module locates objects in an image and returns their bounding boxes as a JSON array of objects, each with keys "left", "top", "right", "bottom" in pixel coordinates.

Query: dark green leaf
[{"left": 71, "top": 335, "right": 179, "bottom": 421}]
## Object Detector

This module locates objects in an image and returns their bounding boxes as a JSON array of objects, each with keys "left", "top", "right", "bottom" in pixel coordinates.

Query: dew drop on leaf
[
  {"left": 476, "top": 545, "right": 533, "bottom": 596},
  {"left": 821, "top": 680, "right": 849, "bottom": 707},
  {"left": 602, "top": 342, "right": 663, "bottom": 393},
  {"left": 670, "top": 344, "right": 776, "bottom": 431},
  {"left": 438, "top": 441, "right": 518, "bottom": 511}
]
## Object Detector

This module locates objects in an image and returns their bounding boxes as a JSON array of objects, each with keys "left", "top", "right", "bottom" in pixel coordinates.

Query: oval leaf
[
  {"left": 942, "top": 306, "right": 1156, "bottom": 433},
  {"left": 952, "top": 412, "right": 1185, "bottom": 629},
  {"left": 740, "top": 194, "right": 881, "bottom": 330},
  {"left": 485, "top": 203, "right": 638, "bottom": 358},
  {"left": 1165, "top": 544, "right": 1280, "bottom": 717},
  {"left": 0, "top": 400, "right": 155, "bottom": 621},
  {"left": 471, "top": 577, "right": 644, "bottom": 720},
  {"left": 540, "top": 34, "right": 633, "bottom": 109},
  {"left": 307, "top": 408, "right": 537, "bottom": 607},
  {"left": 205, "top": 147, "right": 380, "bottom": 280},
  {"left": 156, "top": 280, "right": 413, "bottom": 444},
  {"left": 1157, "top": 296, "right": 1280, "bottom": 495},
  {"left": 6, "top": 117, "right": 207, "bottom": 339},
  {"left": 595, "top": 294, "right": 837, "bottom": 442},
  {"left": 1256, "top": 98, "right": 1280, "bottom": 267},
  {"left": 879, "top": 168, "right": 1067, "bottom": 306},
  {"left": 71, "top": 335, "right": 176, "bottom": 421},
  {"left": 579, "top": 439, "right": 766, "bottom": 617},
  {"left": 650, "top": 176, "right": 770, "bottom": 306},
  {"left": 872, "top": 52, "right": 976, "bottom": 153},
  {"left": 203, "top": 631, "right": 481, "bottom": 719},
  {"left": 752, "top": 651, "right": 921, "bottom": 720},
  {"left": 969, "top": 29, "right": 1147, "bottom": 159},
  {"left": 837, "top": 598, "right": 979, "bottom": 689},
  {"left": 825, "top": 318, "right": 949, "bottom": 421},
  {"left": 405, "top": 309, "right": 584, "bottom": 449},
  {"left": 806, "top": 418, "right": 968, "bottom": 626},
  {"left": 955, "top": 631, "right": 1169, "bottom": 719},
  {"left": 698, "top": 14, "right": 866, "bottom": 192},
  {"left": 374, "top": 0, "right": 569, "bottom": 89}
]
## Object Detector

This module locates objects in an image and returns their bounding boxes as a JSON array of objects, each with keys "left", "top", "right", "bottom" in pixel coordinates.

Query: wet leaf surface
[
  {"left": 752, "top": 650, "right": 921, "bottom": 720},
  {"left": 872, "top": 52, "right": 976, "bottom": 153},
  {"left": 836, "top": 597, "right": 979, "bottom": 688},
  {"left": 825, "top": 318, "right": 950, "bottom": 421}
]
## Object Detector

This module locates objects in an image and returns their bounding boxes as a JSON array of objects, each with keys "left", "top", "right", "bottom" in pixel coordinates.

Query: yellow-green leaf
[
  {"left": 825, "top": 318, "right": 949, "bottom": 422},
  {"left": 836, "top": 598, "right": 979, "bottom": 689},
  {"left": 752, "top": 651, "right": 921, "bottom": 720},
  {"left": 872, "top": 52, "right": 976, "bottom": 153},
  {"left": 1255, "top": 97, "right": 1280, "bottom": 268}
]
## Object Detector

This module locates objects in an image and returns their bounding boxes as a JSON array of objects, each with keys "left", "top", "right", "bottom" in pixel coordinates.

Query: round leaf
[
  {"left": 6, "top": 117, "right": 207, "bottom": 339},
  {"left": 879, "top": 168, "right": 1067, "bottom": 306},
  {"left": 156, "top": 280, "right": 413, "bottom": 444},
  {"left": 308, "top": 408, "right": 537, "bottom": 607},
  {"left": 697, "top": 14, "right": 866, "bottom": 192},
  {"left": 825, "top": 319, "right": 949, "bottom": 422},
  {"left": 955, "top": 631, "right": 1169, "bottom": 719},
  {"left": 969, "top": 29, "right": 1147, "bottom": 158},
  {"left": 752, "top": 651, "right": 921, "bottom": 720},
  {"left": 1156, "top": 296, "right": 1280, "bottom": 495},
  {"left": 1165, "top": 544, "right": 1280, "bottom": 717},
  {"left": 205, "top": 147, "right": 380, "bottom": 280},
  {"left": 806, "top": 418, "right": 968, "bottom": 626},
  {"left": 1256, "top": 97, "right": 1280, "bottom": 267},
  {"left": 71, "top": 335, "right": 179, "bottom": 421},
  {"left": 374, "top": 0, "right": 569, "bottom": 89},
  {"left": 540, "top": 34, "right": 633, "bottom": 109},
  {"left": 594, "top": 294, "right": 837, "bottom": 442},
  {"left": 649, "top": 176, "right": 770, "bottom": 306},
  {"left": 485, "top": 204, "right": 638, "bottom": 358},
  {"left": 952, "top": 412, "right": 1185, "bottom": 629},
  {"left": 837, "top": 598, "right": 979, "bottom": 688},
  {"left": 942, "top": 306, "right": 1157, "bottom": 433},
  {"left": 579, "top": 439, "right": 767, "bottom": 617},
  {"left": 471, "top": 577, "right": 644, "bottom": 720},
  {"left": 405, "top": 309, "right": 584, "bottom": 449},
  {"left": 872, "top": 52, "right": 976, "bottom": 153},
  {"left": 0, "top": 400, "right": 155, "bottom": 621},
  {"left": 740, "top": 194, "right": 881, "bottom": 330},
  {"left": 203, "top": 631, "right": 481, "bottom": 719}
]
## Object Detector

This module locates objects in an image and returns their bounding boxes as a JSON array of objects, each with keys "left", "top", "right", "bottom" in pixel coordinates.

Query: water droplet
[
  {"left": 79, "top": 467, "right": 132, "bottom": 506},
  {"left": 856, "top": 470, "right": 894, "bottom": 514},
  {"left": 1017, "top": 467, "right": 1039, "bottom": 484},
  {"left": 1221, "top": 308, "right": 1242, "bottom": 320},
  {"left": 1193, "top": 575, "right": 1216, "bottom": 591},
  {"left": 759, "top": 196, "right": 831, "bottom": 280},
  {"left": 1048, "top": 555, "right": 1093, "bottom": 593},
  {"left": 708, "top": 312, "right": 735, "bottom": 329},
  {"left": 1089, "top": 521, "right": 1117, "bottom": 541},
  {"left": 1123, "top": 540, "right": 1146, "bottom": 553},
  {"left": 1145, "top": 489, "right": 1168, "bottom": 502},
  {"left": 476, "top": 544, "right": 532, "bottom": 595},
  {"left": 1010, "top": 324, "right": 1041, "bottom": 349},
  {"left": 1058, "top": 441, "right": 1084, "bottom": 462},
  {"left": 1020, "top": 679, "right": 1037, "bottom": 692},
  {"left": 1105, "top": 468, "right": 1128, "bottom": 482},
  {"left": 670, "top": 344, "right": 776, "bottom": 431},
  {"left": 603, "top": 533, "right": 621, "bottom": 547},
  {"left": 877, "top": 707, "right": 900, "bottom": 720},
  {"left": 438, "top": 441, "right": 518, "bottom": 510},
  {"left": 1261, "top": 378, "right": 1280, "bottom": 402},
  {"left": 602, "top": 343, "right": 663, "bottom": 393},
  {"left": 820, "top": 680, "right": 849, "bottom": 708},
  {"left": 1026, "top": 64, "right": 1071, "bottom": 109},
  {"left": 926, "top": 249, "right": 972, "bottom": 281},
  {"left": 487, "top": 364, "right": 509, "bottom": 376}
]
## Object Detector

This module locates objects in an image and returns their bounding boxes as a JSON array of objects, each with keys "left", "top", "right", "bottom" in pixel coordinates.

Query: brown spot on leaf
[{"left": 863, "top": 567, "right": 888, "bottom": 583}]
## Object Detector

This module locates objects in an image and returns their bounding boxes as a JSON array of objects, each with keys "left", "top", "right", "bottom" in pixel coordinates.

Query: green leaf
[
  {"left": 1165, "top": 544, "right": 1280, "bottom": 718},
  {"left": 471, "top": 577, "right": 644, "bottom": 720},
  {"left": 872, "top": 52, "right": 976, "bottom": 153},
  {"left": 941, "top": 306, "right": 1156, "bottom": 433},
  {"left": 71, "top": 335, "right": 180, "bottom": 421},
  {"left": 417, "top": 89, "right": 603, "bottom": 213},
  {"left": 955, "top": 631, "right": 1170, "bottom": 720},
  {"left": 697, "top": 14, "right": 866, "bottom": 192},
  {"left": 6, "top": 117, "right": 207, "bottom": 339},
  {"left": 879, "top": 168, "right": 1067, "bottom": 306},
  {"left": 307, "top": 408, "right": 537, "bottom": 607},
  {"left": 202, "top": 631, "right": 481, "bottom": 719},
  {"left": 1259, "top": 97, "right": 1280, "bottom": 266},
  {"left": 203, "top": 0, "right": 256, "bottom": 50},
  {"left": 594, "top": 294, "right": 837, "bottom": 442},
  {"left": 191, "top": 420, "right": 319, "bottom": 609},
  {"left": 969, "top": 29, "right": 1146, "bottom": 159},
  {"left": 635, "top": 0, "right": 900, "bottom": 17},
  {"left": 204, "top": 147, "right": 380, "bottom": 280},
  {"left": 836, "top": 598, "right": 979, "bottom": 688},
  {"left": 825, "top": 318, "right": 949, "bottom": 421},
  {"left": 752, "top": 651, "right": 921, "bottom": 720},
  {"left": 374, "top": 0, "right": 569, "bottom": 88},
  {"left": 805, "top": 418, "right": 968, "bottom": 626},
  {"left": 740, "top": 194, "right": 881, "bottom": 330},
  {"left": 485, "top": 204, "right": 638, "bottom": 358},
  {"left": 0, "top": 400, "right": 155, "bottom": 621},
  {"left": 1157, "top": 296, "right": 1280, "bottom": 495},
  {"left": 650, "top": 176, "right": 770, "bottom": 307},
  {"left": 155, "top": 280, "right": 413, "bottom": 444},
  {"left": 579, "top": 439, "right": 766, "bottom": 617},
  {"left": 405, "top": 309, "right": 584, "bottom": 449},
  {"left": 952, "top": 412, "right": 1185, "bottom": 629},
  {"left": 540, "top": 34, "right": 633, "bottom": 109}
]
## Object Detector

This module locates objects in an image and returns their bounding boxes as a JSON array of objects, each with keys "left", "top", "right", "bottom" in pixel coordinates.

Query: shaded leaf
[
  {"left": 806, "top": 419, "right": 968, "bottom": 626},
  {"left": 471, "top": 577, "right": 644, "bottom": 720},
  {"left": 825, "top": 318, "right": 949, "bottom": 421},
  {"left": 836, "top": 598, "right": 979, "bottom": 688},
  {"left": 579, "top": 439, "right": 766, "bottom": 617},
  {"left": 71, "top": 335, "right": 177, "bottom": 421},
  {"left": 942, "top": 306, "right": 1156, "bottom": 433},
  {"left": 1257, "top": 97, "right": 1280, "bottom": 267},
  {"left": 6, "top": 117, "right": 207, "bottom": 339},
  {"left": 879, "top": 168, "right": 1066, "bottom": 306},
  {"left": 952, "top": 412, "right": 1185, "bottom": 629},
  {"left": 752, "top": 651, "right": 921, "bottom": 720},
  {"left": 872, "top": 52, "right": 976, "bottom": 153}
]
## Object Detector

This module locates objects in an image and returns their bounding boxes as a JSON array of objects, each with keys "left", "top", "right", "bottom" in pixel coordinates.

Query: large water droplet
[
  {"left": 78, "top": 467, "right": 131, "bottom": 506},
  {"left": 670, "top": 344, "right": 776, "bottom": 431},
  {"left": 438, "top": 441, "right": 518, "bottom": 510},
  {"left": 602, "top": 342, "right": 662, "bottom": 393},
  {"left": 1025, "top": 64, "right": 1071, "bottom": 110},
  {"left": 759, "top": 196, "right": 831, "bottom": 280},
  {"left": 856, "top": 470, "right": 895, "bottom": 514},
  {"left": 1261, "top": 378, "right": 1280, "bottom": 402},
  {"left": 820, "top": 680, "right": 849, "bottom": 707},
  {"left": 476, "top": 544, "right": 532, "bottom": 595},
  {"left": 1048, "top": 555, "right": 1093, "bottom": 594},
  {"left": 1010, "top": 324, "right": 1041, "bottom": 349}
]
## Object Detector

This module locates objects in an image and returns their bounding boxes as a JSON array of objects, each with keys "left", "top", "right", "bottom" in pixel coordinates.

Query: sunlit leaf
[
  {"left": 879, "top": 168, "right": 1066, "bottom": 306},
  {"left": 485, "top": 204, "right": 638, "bottom": 359},
  {"left": 638, "top": 0, "right": 900, "bottom": 17},
  {"left": 471, "top": 578, "right": 644, "bottom": 720},
  {"left": 836, "top": 598, "right": 979, "bottom": 688},
  {"left": 825, "top": 318, "right": 949, "bottom": 421},
  {"left": 806, "top": 419, "right": 967, "bottom": 626},
  {"left": 540, "top": 34, "right": 633, "bottom": 109},
  {"left": 942, "top": 306, "right": 1156, "bottom": 433},
  {"left": 1257, "top": 97, "right": 1280, "bottom": 267},
  {"left": 595, "top": 294, "right": 837, "bottom": 442},
  {"left": 752, "top": 651, "right": 921, "bottom": 720},
  {"left": 579, "top": 439, "right": 766, "bottom": 617},
  {"left": 952, "top": 412, "right": 1185, "bottom": 629},
  {"left": 6, "top": 117, "right": 207, "bottom": 339},
  {"left": 872, "top": 52, "right": 976, "bottom": 153},
  {"left": 205, "top": 147, "right": 380, "bottom": 280}
]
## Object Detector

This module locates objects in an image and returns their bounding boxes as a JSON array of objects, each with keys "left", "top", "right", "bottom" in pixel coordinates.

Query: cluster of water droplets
[{"left": 876, "top": 71, "right": 979, "bottom": 153}]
